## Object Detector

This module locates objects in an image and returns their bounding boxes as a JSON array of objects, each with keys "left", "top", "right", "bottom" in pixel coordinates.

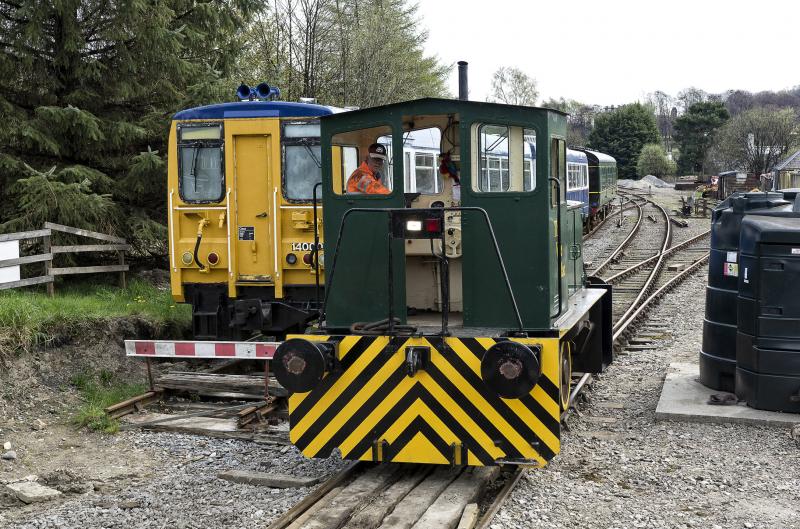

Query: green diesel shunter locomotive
[{"left": 273, "top": 98, "right": 613, "bottom": 467}]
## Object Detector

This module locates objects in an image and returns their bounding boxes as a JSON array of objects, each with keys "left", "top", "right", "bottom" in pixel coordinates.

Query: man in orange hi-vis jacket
[{"left": 346, "top": 143, "right": 391, "bottom": 194}]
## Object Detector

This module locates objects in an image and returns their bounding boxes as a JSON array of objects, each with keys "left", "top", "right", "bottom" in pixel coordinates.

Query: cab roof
[
  {"left": 319, "top": 97, "right": 567, "bottom": 120},
  {"left": 172, "top": 100, "right": 339, "bottom": 120}
]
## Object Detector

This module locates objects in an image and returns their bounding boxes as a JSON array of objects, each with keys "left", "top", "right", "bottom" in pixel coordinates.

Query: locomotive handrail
[
  {"left": 319, "top": 206, "right": 524, "bottom": 333},
  {"left": 312, "top": 182, "right": 323, "bottom": 313},
  {"left": 548, "top": 177, "right": 564, "bottom": 319}
]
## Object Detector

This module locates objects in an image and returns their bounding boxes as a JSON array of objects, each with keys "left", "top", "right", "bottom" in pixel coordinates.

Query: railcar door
[{"left": 233, "top": 132, "right": 277, "bottom": 283}]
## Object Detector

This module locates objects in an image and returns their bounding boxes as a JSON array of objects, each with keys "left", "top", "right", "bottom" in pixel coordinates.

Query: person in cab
[{"left": 347, "top": 143, "right": 390, "bottom": 194}]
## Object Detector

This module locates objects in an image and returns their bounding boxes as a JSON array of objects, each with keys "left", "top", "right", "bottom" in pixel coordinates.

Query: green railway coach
[{"left": 580, "top": 148, "right": 618, "bottom": 219}]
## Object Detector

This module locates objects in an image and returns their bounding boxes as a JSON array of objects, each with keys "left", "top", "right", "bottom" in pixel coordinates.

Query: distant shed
[{"left": 773, "top": 149, "right": 800, "bottom": 190}]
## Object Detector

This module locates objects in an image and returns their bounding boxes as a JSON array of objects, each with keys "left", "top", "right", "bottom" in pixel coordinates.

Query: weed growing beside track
[
  {"left": 0, "top": 278, "right": 191, "bottom": 355},
  {"left": 70, "top": 370, "right": 147, "bottom": 433}
]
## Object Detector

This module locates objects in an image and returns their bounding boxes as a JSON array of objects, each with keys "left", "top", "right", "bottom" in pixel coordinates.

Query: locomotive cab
[
  {"left": 277, "top": 98, "right": 613, "bottom": 467},
  {"left": 330, "top": 117, "right": 464, "bottom": 317}
]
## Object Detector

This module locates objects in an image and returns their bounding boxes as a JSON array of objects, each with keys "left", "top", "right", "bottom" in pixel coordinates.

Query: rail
[
  {"left": 589, "top": 196, "right": 645, "bottom": 275},
  {"left": 566, "top": 194, "right": 710, "bottom": 417},
  {"left": 610, "top": 196, "right": 672, "bottom": 333}
]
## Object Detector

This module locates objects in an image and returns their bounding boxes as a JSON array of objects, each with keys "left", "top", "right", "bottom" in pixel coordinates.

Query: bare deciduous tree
[
  {"left": 238, "top": 0, "right": 449, "bottom": 108},
  {"left": 646, "top": 90, "right": 676, "bottom": 151},
  {"left": 488, "top": 67, "right": 538, "bottom": 107},
  {"left": 540, "top": 97, "right": 598, "bottom": 146},
  {"left": 713, "top": 107, "right": 798, "bottom": 175},
  {"left": 676, "top": 87, "right": 707, "bottom": 113}
]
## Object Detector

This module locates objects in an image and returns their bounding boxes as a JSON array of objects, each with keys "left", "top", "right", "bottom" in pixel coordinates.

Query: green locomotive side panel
[
  {"left": 564, "top": 204, "right": 585, "bottom": 295},
  {"left": 320, "top": 115, "right": 407, "bottom": 329},
  {"left": 460, "top": 106, "right": 565, "bottom": 329}
]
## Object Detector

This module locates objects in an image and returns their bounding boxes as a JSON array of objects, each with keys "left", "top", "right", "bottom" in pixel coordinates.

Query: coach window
[
  {"left": 282, "top": 121, "right": 322, "bottom": 202},
  {"left": 331, "top": 125, "right": 394, "bottom": 195},
  {"left": 568, "top": 163, "right": 580, "bottom": 190},
  {"left": 178, "top": 123, "right": 224, "bottom": 203},
  {"left": 473, "top": 124, "right": 535, "bottom": 193},
  {"left": 401, "top": 127, "right": 442, "bottom": 194}
]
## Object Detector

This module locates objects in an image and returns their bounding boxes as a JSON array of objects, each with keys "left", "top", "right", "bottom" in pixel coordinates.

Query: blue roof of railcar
[
  {"left": 173, "top": 101, "right": 339, "bottom": 120},
  {"left": 567, "top": 149, "right": 588, "bottom": 164}
]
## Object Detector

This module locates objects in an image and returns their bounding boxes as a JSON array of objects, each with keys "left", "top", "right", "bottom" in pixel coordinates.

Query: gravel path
[{"left": 492, "top": 263, "right": 800, "bottom": 528}]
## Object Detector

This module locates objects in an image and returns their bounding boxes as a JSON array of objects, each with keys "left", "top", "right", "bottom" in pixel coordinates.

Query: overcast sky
[{"left": 417, "top": 0, "right": 798, "bottom": 106}]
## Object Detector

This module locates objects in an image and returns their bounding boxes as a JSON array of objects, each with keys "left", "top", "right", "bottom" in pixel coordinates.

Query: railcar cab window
[
  {"left": 472, "top": 124, "right": 536, "bottom": 192},
  {"left": 282, "top": 121, "right": 323, "bottom": 202},
  {"left": 331, "top": 125, "right": 394, "bottom": 195},
  {"left": 178, "top": 124, "right": 224, "bottom": 203}
]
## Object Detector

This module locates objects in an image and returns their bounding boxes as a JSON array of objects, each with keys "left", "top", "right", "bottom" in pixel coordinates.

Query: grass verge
[
  {"left": 71, "top": 370, "right": 147, "bottom": 434},
  {"left": 0, "top": 278, "right": 191, "bottom": 354}
]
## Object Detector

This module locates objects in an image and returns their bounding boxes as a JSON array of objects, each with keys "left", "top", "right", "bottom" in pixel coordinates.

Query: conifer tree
[
  {"left": 589, "top": 103, "right": 661, "bottom": 180},
  {"left": 0, "top": 0, "right": 260, "bottom": 254}
]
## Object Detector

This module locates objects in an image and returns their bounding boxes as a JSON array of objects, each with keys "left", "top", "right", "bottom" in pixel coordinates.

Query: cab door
[
  {"left": 234, "top": 134, "right": 276, "bottom": 283},
  {"left": 460, "top": 111, "right": 562, "bottom": 330}
]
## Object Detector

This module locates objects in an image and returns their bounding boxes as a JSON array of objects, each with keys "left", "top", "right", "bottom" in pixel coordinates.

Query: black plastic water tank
[
  {"left": 736, "top": 215, "right": 800, "bottom": 412},
  {"left": 779, "top": 188, "right": 800, "bottom": 201},
  {"left": 699, "top": 192, "right": 789, "bottom": 391}
]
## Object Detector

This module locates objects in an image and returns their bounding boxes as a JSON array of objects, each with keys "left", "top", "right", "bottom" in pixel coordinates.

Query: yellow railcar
[{"left": 168, "top": 85, "right": 340, "bottom": 339}]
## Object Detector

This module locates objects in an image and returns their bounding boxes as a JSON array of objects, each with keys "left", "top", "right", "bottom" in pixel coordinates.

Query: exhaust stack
[{"left": 458, "top": 61, "right": 468, "bottom": 101}]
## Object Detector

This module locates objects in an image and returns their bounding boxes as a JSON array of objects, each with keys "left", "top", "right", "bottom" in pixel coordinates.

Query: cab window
[
  {"left": 178, "top": 124, "right": 224, "bottom": 203},
  {"left": 331, "top": 124, "right": 394, "bottom": 195},
  {"left": 282, "top": 121, "right": 322, "bottom": 202},
  {"left": 550, "top": 138, "right": 566, "bottom": 206},
  {"left": 472, "top": 124, "right": 536, "bottom": 193}
]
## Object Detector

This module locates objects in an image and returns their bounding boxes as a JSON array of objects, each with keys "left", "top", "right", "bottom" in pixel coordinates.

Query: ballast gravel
[
  {"left": 0, "top": 433, "right": 346, "bottom": 529},
  {"left": 492, "top": 267, "right": 800, "bottom": 528},
  {"left": 3, "top": 188, "right": 798, "bottom": 529}
]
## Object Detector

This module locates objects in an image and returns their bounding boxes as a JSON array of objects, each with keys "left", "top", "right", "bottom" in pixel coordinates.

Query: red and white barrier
[{"left": 125, "top": 340, "right": 278, "bottom": 359}]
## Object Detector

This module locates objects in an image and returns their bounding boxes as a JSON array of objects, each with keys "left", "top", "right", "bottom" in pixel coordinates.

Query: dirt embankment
[
  {"left": 0, "top": 317, "right": 183, "bottom": 515},
  {"left": 1, "top": 317, "right": 168, "bottom": 406}
]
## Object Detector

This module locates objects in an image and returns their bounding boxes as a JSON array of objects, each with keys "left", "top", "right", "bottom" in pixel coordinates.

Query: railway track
[
  {"left": 585, "top": 195, "right": 646, "bottom": 274},
  {"left": 582, "top": 196, "right": 640, "bottom": 243},
  {"left": 267, "top": 461, "right": 520, "bottom": 529},
  {"left": 266, "top": 190, "right": 712, "bottom": 529},
  {"left": 567, "top": 189, "right": 710, "bottom": 417}
]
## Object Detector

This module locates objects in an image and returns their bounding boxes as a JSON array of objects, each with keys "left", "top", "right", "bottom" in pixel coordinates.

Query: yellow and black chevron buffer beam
[{"left": 272, "top": 335, "right": 563, "bottom": 467}]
